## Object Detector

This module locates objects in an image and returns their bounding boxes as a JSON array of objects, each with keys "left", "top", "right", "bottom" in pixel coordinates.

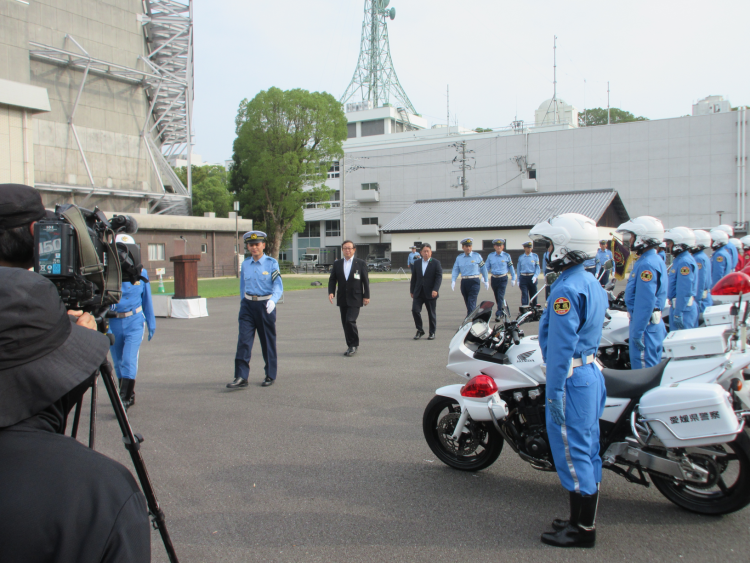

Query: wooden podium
[{"left": 170, "top": 254, "right": 201, "bottom": 299}]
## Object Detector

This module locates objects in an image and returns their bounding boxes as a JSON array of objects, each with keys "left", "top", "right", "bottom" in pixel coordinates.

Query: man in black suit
[
  {"left": 328, "top": 240, "right": 370, "bottom": 356},
  {"left": 410, "top": 243, "right": 443, "bottom": 340}
]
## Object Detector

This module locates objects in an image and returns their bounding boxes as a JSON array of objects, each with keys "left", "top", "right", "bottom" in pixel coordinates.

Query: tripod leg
[
  {"left": 71, "top": 395, "right": 83, "bottom": 439},
  {"left": 99, "top": 361, "right": 179, "bottom": 563},
  {"left": 89, "top": 373, "right": 98, "bottom": 449}
]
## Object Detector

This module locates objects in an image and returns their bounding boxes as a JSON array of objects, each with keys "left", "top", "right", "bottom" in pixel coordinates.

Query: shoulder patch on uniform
[
  {"left": 553, "top": 297, "right": 571, "bottom": 315},
  {"left": 272, "top": 270, "right": 280, "bottom": 281},
  {"left": 479, "top": 261, "right": 485, "bottom": 268},
  {"left": 717, "top": 256, "right": 724, "bottom": 262},
  {"left": 640, "top": 270, "right": 653, "bottom": 282},
  {"left": 697, "top": 263, "right": 702, "bottom": 269},
  {"left": 680, "top": 266, "right": 690, "bottom": 275}
]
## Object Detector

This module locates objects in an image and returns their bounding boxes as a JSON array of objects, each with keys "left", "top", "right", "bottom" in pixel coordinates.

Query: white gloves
[
  {"left": 266, "top": 300, "right": 276, "bottom": 314},
  {"left": 451, "top": 281, "right": 456, "bottom": 291},
  {"left": 512, "top": 279, "right": 517, "bottom": 287},
  {"left": 532, "top": 276, "right": 537, "bottom": 284},
  {"left": 702, "top": 290, "right": 708, "bottom": 299},
  {"left": 485, "top": 281, "right": 490, "bottom": 290}
]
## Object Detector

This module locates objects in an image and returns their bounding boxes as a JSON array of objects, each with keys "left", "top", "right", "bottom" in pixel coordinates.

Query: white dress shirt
[
  {"left": 343, "top": 257, "right": 354, "bottom": 279},
  {"left": 422, "top": 258, "right": 430, "bottom": 276}
]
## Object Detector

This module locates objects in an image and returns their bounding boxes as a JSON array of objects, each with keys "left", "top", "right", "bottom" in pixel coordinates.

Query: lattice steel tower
[{"left": 340, "top": 0, "right": 416, "bottom": 114}]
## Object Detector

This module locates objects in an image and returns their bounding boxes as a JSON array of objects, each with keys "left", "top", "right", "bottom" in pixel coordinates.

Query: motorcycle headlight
[{"left": 469, "top": 321, "right": 491, "bottom": 340}]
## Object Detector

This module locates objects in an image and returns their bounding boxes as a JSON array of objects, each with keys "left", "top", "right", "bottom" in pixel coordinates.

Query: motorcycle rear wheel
[
  {"left": 650, "top": 433, "right": 750, "bottom": 515},
  {"left": 422, "top": 395, "right": 503, "bottom": 471}
]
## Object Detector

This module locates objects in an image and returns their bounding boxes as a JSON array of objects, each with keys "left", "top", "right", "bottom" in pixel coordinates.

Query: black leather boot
[
  {"left": 121, "top": 379, "right": 135, "bottom": 411},
  {"left": 118, "top": 378, "right": 127, "bottom": 403},
  {"left": 541, "top": 491, "right": 598, "bottom": 548},
  {"left": 550, "top": 490, "right": 581, "bottom": 531}
]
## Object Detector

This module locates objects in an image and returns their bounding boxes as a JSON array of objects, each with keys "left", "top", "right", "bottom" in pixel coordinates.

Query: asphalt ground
[{"left": 73, "top": 279, "right": 749, "bottom": 563}]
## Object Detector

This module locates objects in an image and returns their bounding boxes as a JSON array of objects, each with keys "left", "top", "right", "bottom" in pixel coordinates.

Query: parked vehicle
[
  {"left": 367, "top": 258, "right": 391, "bottom": 272},
  {"left": 423, "top": 285, "right": 750, "bottom": 515}
]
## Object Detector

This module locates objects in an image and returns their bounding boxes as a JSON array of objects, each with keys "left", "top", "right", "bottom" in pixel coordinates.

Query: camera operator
[
  {"left": 0, "top": 185, "right": 151, "bottom": 562},
  {"left": 0, "top": 183, "right": 95, "bottom": 331}
]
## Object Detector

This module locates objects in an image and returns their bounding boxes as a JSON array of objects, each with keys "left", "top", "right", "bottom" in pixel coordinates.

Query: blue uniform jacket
[
  {"left": 693, "top": 250, "right": 712, "bottom": 303},
  {"left": 407, "top": 251, "right": 420, "bottom": 266},
  {"left": 485, "top": 251, "right": 516, "bottom": 280},
  {"left": 240, "top": 254, "right": 283, "bottom": 303},
  {"left": 542, "top": 252, "right": 550, "bottom": 275},
  {"left": 658, "top": 250, "right": 666, "bottom": 262},
  {"left": 726, "top": 243, "right": 739, "bottom": 270},
  {"left": 595, "top": 249, "right": 614, "bottom": 275},
  {"left": 625, "top": 249, "right": 667, "bottom": 341},
  {"left": 539, "top": 264, "right": 607, "bottom": 402},
  {"left": 451, "top": 252, "right": 489, "bottom": 282},
  {"left": 112, "top": 268, "right": 155, "bottom": 332},
  {"left": 517, "top": 252, "right": 540, "bottom": 277},
  {"left": 711, "top": 245, "right": 733, "bottom": 287},
  {"left": 667, "top": 252, "right": 698, "bottom": 317}
]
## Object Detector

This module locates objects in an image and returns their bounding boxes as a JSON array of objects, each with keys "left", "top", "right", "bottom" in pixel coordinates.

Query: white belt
[
  {"left": 491, "top": 274, "right": 509, "bottom": 278},
  {"left": 245, "top": 294, "right": 271, "bottom": 301},
  {"left": 113, "top": 306, "right": 142, "bottom": 319},
  {"left": 463, "top": 275, "right": 481, "bottom": 279},
  {"left": 540, "top": 354, "right": 599, "bottom": 378}
]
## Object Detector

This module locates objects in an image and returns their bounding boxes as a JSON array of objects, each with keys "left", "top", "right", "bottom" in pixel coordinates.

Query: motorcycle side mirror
[
  {"left": 545, "top": 271, "right": 560, "bottom": 286},
  {"left": 603, "top": 259, "right": 614, "bottom": 270}
]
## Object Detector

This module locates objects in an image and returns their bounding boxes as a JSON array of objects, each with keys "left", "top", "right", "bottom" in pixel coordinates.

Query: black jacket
[
  {"left": 328, "top": 257, "right": 370, "bottom": 307},
  {"left": 410, "top": 257, "right": 443, "bottom": 299}
]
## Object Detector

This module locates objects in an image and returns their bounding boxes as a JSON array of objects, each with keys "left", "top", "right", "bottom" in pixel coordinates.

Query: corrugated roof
[{"left": 381, "top": 190, "right": 625, "bottom": 233}]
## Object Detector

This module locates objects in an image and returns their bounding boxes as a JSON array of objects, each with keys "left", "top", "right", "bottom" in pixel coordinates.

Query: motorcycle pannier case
[
  {"left": 702, "top": 304, "right": 734, "bottom": 327},
  {"left": 662, "top": 325, "right": 728, "bottom": 359},
  {"left": 639, "top": 383, "right": 741, "bottom": 448}
]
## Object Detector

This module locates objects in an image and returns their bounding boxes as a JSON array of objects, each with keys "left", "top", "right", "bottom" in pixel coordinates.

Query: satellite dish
[
  {"left": 389, "top": 7, "right": 396, "bottom": 19},
  {"left": 380, "top": 0, "right": 390, "bottom": 8}
]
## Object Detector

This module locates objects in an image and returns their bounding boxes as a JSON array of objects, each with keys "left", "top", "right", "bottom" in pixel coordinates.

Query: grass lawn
[{"left": 150, "top": 275, "right": 403, "bottom": 299}]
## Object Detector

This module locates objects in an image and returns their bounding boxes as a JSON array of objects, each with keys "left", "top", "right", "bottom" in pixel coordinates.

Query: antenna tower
[{"left": 340, "top": 0, "right": 416, "bottom": 114}]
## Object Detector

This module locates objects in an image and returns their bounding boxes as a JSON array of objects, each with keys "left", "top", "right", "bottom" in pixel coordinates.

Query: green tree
[
  {"left": 230, "top": 87, "right": 347, "bottom": 258},
  {"left": 578, "top": 107, "right": 648, "bottom": 127},
  {"left": 174, "top": 164, "right": 233, "bottom": 217},
  {"left": 474, "top": 127, "right": 493, "bottom": 133}
]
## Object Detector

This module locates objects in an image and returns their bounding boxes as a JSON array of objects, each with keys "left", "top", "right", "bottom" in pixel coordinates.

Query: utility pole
[
  {"left": 341, "top": 155, "right": 346, "bottom": 246},
  {"left": 607, "top": 81, "right": 611, "bottom": 125},
  {"left": 452, "top": 141, "right": 474, "bottom": 197},
  {"left": 233, "top": 200, "right": 240, "bottom": 277},
  {"left": 446, "top": 84, "right": 449, "bottom": 133}
]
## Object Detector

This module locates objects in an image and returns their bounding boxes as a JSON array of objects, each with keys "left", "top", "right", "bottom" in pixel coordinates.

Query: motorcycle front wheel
[
  {"left": 650, "top": 433, "right": 750, "bottom": 515},
  {"left": 422, "top": 395, "right": 504, "bottom": 471}
]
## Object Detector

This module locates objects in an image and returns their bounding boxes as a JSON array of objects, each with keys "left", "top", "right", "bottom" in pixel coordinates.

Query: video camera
[{"left": 34, "top": 204, "right": 142, "bottom": 313}]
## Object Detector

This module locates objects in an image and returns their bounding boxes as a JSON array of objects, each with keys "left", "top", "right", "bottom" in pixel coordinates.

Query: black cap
[
  {"left": 0, "top": 184, "right": 46, "bottom": 234},
  {"left": 0, "top": 267, "right": 110, "bottom": 427}
]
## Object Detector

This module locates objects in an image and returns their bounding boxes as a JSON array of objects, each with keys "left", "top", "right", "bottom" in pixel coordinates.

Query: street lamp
[{"left": 234, "top": 201, "right": 240, "bottom": 277}]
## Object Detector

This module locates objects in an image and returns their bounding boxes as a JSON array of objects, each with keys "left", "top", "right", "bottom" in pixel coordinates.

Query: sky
[{"left": 191, "top": 0, "right": 750, "bottom": 164}]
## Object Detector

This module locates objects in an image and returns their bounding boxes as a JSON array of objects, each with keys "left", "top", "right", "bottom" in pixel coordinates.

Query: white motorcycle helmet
[
  {"left": 716, "top": 224, "right": 734, "bottom": 237},
  {"left": 693, "top": 229, "right": 711, "bottom": 250},
  {"left": 710, "top": 229, "right": 729, "bottom": 250},
  {"left": 528, "top": 213, "right": 599, "bottom": 272},
  {"left": 663, "top": 227, "right": 695, "bottom": 256},
  {"left": 741, "top": 235, "right": 750, "bottom": 249},
  {"left": 616, "top": 216, "right": 664, "bottom": 253},
  {"left": 729, "top": 237, "right": 743, "bottom": 251}
]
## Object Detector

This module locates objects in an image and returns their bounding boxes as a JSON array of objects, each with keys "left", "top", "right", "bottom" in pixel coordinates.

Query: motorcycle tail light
[
  {"left": 461, "top": 375, "right": 498, "bottom": 398},
  {"left": 711, "top": 272, "right": 750, "bottom": 296}
]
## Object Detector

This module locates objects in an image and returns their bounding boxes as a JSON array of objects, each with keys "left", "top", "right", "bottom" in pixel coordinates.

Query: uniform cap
[
  {"left": 0, "top": 184, "right": 46, "bottom": 234},
  {"left": 492, "top": 238, "right": 506, "bottom": 245},
  {"left": 243, "top": 230, "right": 267, "bottom": 242},
  {"left": 522, "top": 241, "right": 533, "bottom": 248},
  {"left": 115, "top": 234, "right": 136, "bottom": 245},
  {"left": 599, "top": 239, "right": 608, "bottom": 244},
  {"left": 461, "top": 238, "right": 473, "bottom": 246}
]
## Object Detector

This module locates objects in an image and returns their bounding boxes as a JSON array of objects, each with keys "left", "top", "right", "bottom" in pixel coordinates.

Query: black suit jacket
[
  {"left": 328, "top": 258, "right": 370, "bottom": 307},
  {"left": 410, "top": 258, "right": 443, "bottom": 299}
]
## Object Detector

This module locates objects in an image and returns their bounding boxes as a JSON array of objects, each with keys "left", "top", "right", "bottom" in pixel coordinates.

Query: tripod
[{"left": 70, "top": 360, "right": 179, "bottom": 563}]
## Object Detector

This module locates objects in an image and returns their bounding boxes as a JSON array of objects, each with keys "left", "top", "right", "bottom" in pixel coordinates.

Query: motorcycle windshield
[{"left": 461, "top": 300, "right": 495, "bottom": 327}]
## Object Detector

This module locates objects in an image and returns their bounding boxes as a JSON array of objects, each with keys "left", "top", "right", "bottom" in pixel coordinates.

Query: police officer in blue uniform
[
  {"left": 407, "top": 246, "right": 420, "bottom": 272},
  {"left": 658, "top": 243, "right": 667, "bottom": 263},
  {"left": 227, "top": 231, "right": 283, "bottom": 389},
  {"left": 691, "top": 230, "right": 713, "bottom": 312},
  {"left": 618, "top": 217, "right": 668, "bottom": 369},
  {"left": 595, "top": 240, "right": 614, "bottom": 286},
  {"left": 108, "top": 234, "right": 156, "bottom": 411},
  {"left": 664, "top": 227, "right": 699, "bottom": 330},
  {"left": 517, "top": 241, "right": 540, "bottom": 307},
  {"left": 485, "top": 238, "right": 516, "bottom": 321},
  {"left": 451, "top": 238, "right": 489, "bottom": 317},
  {"left": 530, "top": 213, "right": 607, "bottom": 548},
  {"left": 710, "top": 230, "right": 733, "bottom": 287},
  {"left": 715, "top": 224, "right": 738, "bottom": 269}
]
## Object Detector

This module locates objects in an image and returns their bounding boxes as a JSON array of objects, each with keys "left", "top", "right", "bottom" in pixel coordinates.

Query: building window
[
  {"left": 327, "top": 161, "right": 340, "bottom": 178},
  {"left": 300, "top": 221, "right": 321, "bottom": 237},
  {"left": 361, "top": 183, "right": 379, "bottom": 191},
  {"left": 331, "top": 190, "right": 340, "bottom": 201},
  {"left": 202, "top": 232, "right": 208, "bottom": 239},
  {"left": 483, "top": 240, "right": 495, "bottom": 251},
  {"left": 148, "top": 243, "right": 165, "bottom": 261},
  {"left": 200, "top": 243, "right": 207, "bottom": 253},
  {"left": 362, "top": 217, "right": 379, "bottom": 225},
  {"left": 436, "top": 241, "right": 457, "bottom": 251},
  {"left": 235, "top": 245, "right": 238, "bottom": 254},
  {"left": 326, "top": 220, "right": 341, "bottom": 237}
]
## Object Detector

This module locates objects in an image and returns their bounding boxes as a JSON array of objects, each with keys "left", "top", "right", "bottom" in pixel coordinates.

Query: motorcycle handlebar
[{"left": 511, "top": 328, "right": 520, "bottom": 346}]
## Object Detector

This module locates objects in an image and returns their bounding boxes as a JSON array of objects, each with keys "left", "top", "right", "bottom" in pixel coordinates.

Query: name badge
[{"left": 354, "top": 272, "right": 361, "bottom": 280}]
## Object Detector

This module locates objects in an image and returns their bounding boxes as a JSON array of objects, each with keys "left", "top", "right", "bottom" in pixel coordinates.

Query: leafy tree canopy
[
  {"left": 174, "top": 164, "right": 233, "bottom": 218},
  {"left": 474, "top": 127, "right": 493, "bottom": 133},
  {"left": 230, "top": 87, "right": 347, "bottom": 258},
  {"left": 578, "top": 107, "right": 648, "bottom": 127}
]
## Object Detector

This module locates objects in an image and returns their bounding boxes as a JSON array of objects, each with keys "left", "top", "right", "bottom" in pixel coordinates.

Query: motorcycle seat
[{"left": 601, "top": 360, "right": 669, "bottom": 399}]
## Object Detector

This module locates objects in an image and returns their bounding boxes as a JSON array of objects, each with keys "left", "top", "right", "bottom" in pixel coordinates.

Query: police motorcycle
[{"left": 423, "top": 272, "right": 750, "bottom": 515}]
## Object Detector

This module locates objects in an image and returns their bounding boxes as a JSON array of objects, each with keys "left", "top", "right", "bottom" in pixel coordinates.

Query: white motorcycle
[{"left": 423, "top": 285, "right": 750, "bottom": 515}]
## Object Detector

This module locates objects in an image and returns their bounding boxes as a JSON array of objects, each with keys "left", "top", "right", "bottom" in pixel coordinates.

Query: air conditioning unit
[{"left": 521, "top": 179, "right": 538, "bottom": 193}]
